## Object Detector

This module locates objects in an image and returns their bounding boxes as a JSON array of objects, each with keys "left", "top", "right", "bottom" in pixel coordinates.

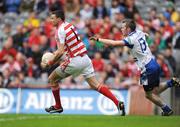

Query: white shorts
[{"left": 55, "top": 54, "right": 95, "bottom": 79}]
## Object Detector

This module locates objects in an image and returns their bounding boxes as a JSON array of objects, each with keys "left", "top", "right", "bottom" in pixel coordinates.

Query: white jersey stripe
[
  {"left": 71, "top": 42, "right": 84, "bottom": 51},
  {"left": 67, "top": 39, "right": 77, "bottom": 46},
  {"left": 66, "top": 30, "right": 78, "bottom": 40}
]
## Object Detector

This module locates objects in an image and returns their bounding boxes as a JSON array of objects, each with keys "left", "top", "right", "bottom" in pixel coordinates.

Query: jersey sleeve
[
  {"left": 123, "top": 36, "right": 134, "bottom": 48},
  {"left": 57, "top": 25, "right": 66, "bottom": 44}
]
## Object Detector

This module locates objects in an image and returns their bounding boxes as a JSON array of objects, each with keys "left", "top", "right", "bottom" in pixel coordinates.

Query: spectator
[
  {"left": 48, "top": 0, "right": 63, "bottom": 12},
  {"left": 108, "top": 52, "right": 120, "bottom": 72},
  {"left": 154, "top": 31, "right": 166, "bottom": 50},
  {"left": 19, "top": 39, "right": 33, "bottom": 58},
  {"left": 87, "top": 39, "right": 98, "bottom": 58},
  {"left": 134, "top": 13, "right": 144, "bottom": 30},
  {"left": 0, "top": 72, "right": 4, "bottom": 88},
  {"left": 120, "top": 56, "right": 138, "bottom": 78},
  {"left": 93, "top": 0, "right": 108, "bottom": 19},
  {"left": 104, "top": 63, "right": 116, "bottom": 84},
  {"left": 0, "top": 23, "right": 12, "bottom": 46},
  {"left": 109, "top": 0, "right": 120, "bottom": 21},
  {"left": 10, "top": 72, "right": 25, "bottom": 87},
  {"left": 0, "top": 68, "right": 12, "bottom": 88},
  {"left": 40, "top": 34, "right": 50, "bottom": 52},
  {"left": 161, "top": 18, "right": 174, "bottom": 41},
  {"left": 0, "top": 54, "right": 21, "bottom": 73},
  {"left": 157, "top": 54, "right": 171, "bottom": 78},
  {"left": 0, "top": 37, "right": 17, "bottom": 63},
  {"left": 100, "top": 45, "right": 114, "bottom": 60},
  {"left": 172, "top": 22, "right": 180, "bottom": 75},
  {"left": 30, "top": 44, "right": 43, "bottom": 77},
  {"left": 173, "top": 22, "right": 180, "bottom": 50},
  {"left": 84, "top": 0, "right": 97, "bottom": 7},
  {"left": 113, "top": 11, "right": 125, "bottom": 27},
  {"left": 92, "top": 52, "right": 105, "bottom": 72},
  {"left": 20, "top": 0, "right": 35, "bottom": 12},
  {"left": 164, "top": 48, "right": 176, "bottom": 72},
  {"left": 5, "top": 0, "right": 21, "bottom": 13},
  {"left": 149, "top": 7, "right": 157, "bottom": 21},
  {"left": 25, "top": 57, "right": 37, "bottom": 78},
  {"left": 13, "top": 24, "right": 25, "bottom": 49},
  {"left": 111, "top": 25, "right": 122, "bottom": 40},
  {"left": 24, "top": 12, "right": 40, "bottom": 28},
  {"left": 43, "top": 18, "right": 54, "bottom": 38},
  {"left": 28, "top": 28, "right": 41, "bottom": 47},
  {"left": 124, "top": 0, "right": 139, "bottom": 19},
  {"left": 80, "top": 3, "right": 93, "bottom": 21},
  {"left": 0, "top": 0, "right": 5, "bottom": 13},
  {"left": 15, "top": 52, "right": 26, "bottom": 72},
  {"left": 73, "top": 15, "right": 85, "bottom": 30},
  {"left": 64, "top": 0, "right": 80, "bottom": 20},
  {"left": 34, "top": 0, "right": 47, "bottom": 13}
]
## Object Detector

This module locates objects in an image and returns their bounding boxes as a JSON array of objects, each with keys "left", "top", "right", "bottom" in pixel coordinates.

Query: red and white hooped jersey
[{"left": 55, "top": 21, "right": 87, "bottom": 58}]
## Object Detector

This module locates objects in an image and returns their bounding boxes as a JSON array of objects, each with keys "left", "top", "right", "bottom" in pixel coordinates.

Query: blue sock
[
  {"left": 161, "top": 105, "right": 172, "bottom": 113},
  {"left": 167, "top": 80, "right": 173, "bottom": 87}
]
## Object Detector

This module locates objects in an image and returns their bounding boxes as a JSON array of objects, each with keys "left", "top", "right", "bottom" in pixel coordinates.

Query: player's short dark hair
[
  {"left": 49, "top": 5, "right": 65, "bottom": 21},
  {"left": 121, "top": 19, "right": 136, "bottom": 31}
]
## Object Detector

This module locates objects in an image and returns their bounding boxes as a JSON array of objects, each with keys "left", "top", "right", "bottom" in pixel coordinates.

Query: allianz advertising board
[{"left": 0, "top": 88, "right": 129, "bottom": 115}]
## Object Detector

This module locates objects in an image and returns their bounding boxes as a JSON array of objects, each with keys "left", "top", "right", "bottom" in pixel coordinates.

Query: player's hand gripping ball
[{"left": 41, "top": 52, "right": 54, "bottom": 69}]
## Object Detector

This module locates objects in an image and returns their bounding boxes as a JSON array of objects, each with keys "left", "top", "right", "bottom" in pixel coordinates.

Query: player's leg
[
  {"left": 85, "top": 75, "right": 119, "bottom": 105},
  {"left": 156, "top": 77, "right": 180, "bottom": 94},
  {"left": 145, "top": 89, "right": 165, "bottom": 107},
  {"left": 45, "top": 67, "right": 70, "bottom": 113},
  {"left": 141, "top": 63, "right": 173, "bottom": 116},
  {"left": 86, "top": 76, "right": 120, "bottom": 106},
  {"left": 80, "top": 55, "right": 125, "bottom": 115},
  {"left": 142, "top": 75, "right": 173, "bottom": 116},
  {"left": 145, "top": 88, "right": 173, "bottom": 116},
  {"left": 85, "top": 76, "right": 125, "bottom": 115}
]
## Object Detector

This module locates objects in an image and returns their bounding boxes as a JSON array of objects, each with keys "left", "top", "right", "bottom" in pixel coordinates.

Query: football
[{"left": 41, "top": 52, "right": 54, "bottom": 64}]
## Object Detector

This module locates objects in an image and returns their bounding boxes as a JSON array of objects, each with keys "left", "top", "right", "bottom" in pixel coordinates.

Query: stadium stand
[{"left": 0, "top": 0, "right": 179, "bottom": 90}]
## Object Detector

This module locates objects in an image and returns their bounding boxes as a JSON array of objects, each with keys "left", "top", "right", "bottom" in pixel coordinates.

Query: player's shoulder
[
  {"left": 129, "top": 29, "right": 143, "bottom": 36},
  {"left": 136, "top": 29, "right": 146, "bottom": 36},
  {"left": 128, "top": 30, "right": 146, "bottom": 41},
  {"left": 62, "top": 21, "right": 75, "bottom": 30}
]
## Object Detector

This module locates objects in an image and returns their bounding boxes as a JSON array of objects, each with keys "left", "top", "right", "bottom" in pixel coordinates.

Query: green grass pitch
[{"left": 0, "top": 114, "right": 180, "bottom": 127}]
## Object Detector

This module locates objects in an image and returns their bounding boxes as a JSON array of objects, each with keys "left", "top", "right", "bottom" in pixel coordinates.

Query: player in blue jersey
[{"left": 90, "top": 19, "right": 180, "bottom": 116}]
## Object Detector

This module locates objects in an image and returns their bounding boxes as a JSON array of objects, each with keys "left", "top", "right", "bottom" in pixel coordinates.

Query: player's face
[
  {"left": 120, "top": 23, "right": 128, "bottom": 36},
  {"left": 49, "top": 14, "right": 59, "bottom": 26}
]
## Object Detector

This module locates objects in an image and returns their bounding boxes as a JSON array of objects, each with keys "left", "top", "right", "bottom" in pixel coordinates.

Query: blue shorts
[{"left": 140, "top": 59, "right": 161, "bottom": 92}]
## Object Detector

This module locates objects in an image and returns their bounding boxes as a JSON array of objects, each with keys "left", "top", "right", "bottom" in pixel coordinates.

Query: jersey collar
[
  {"left": 128, "top": 30, "right": 136, "bottom": 36},
  {"left": 57, "top": 21, "right": 64, "bottom": 28}
]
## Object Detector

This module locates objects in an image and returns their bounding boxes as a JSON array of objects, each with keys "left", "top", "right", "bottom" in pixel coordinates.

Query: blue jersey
[
  {"left": 123, "top": 30, "right": 161, "bottom": 89},
  {"left": 123, "top": 30, "right": 153, "bottom": 72}
]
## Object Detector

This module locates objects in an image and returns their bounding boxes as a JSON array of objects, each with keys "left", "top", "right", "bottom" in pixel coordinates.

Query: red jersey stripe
[
  {"left": 64, "top": 23, "right": 72, "bottom": 30},
  {"left": 66, "top": 28, "right": 76, "bottom": 37},
  {"left": 71, "top": 45, "right": 85, "bottom": 54},
  {"left": 69, "top": 41, "right": 82, "bottom": 49},
  {"left": 66, "top": 36, "right": 77, "bottom": 43}
]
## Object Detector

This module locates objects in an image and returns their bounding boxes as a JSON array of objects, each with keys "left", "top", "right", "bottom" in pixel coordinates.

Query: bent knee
[
  {"left": 48, "top": 78, "right": 53, "bottom": 84},
  {"left": 48, "top": 76, "right": 56, "bottom": 84},
  {"left": 86, "top": 76, "right": 100, "bottom": 90},
  {"left": 145, "top": 92, "right": 152, "bottom": 99},
  {"left": 89, "top": 83, "right": 99, "bottom": 90},
  {"left": 152, "top": 88, "right": 159, "bottom": 95}
]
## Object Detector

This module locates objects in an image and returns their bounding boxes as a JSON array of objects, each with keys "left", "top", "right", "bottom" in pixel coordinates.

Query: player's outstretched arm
[{"left": 90, "top": 36, "right": 125, "bottom": 46}]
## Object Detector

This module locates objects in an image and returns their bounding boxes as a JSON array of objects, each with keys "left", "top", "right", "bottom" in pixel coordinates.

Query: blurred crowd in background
[{"left": 0, "top": 0, "right": 180, "bottom": 89}]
